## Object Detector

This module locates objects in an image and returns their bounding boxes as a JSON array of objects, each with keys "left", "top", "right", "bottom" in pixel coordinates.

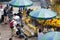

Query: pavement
[{"left": 0, "top": 24, "right": 37, "bottom": 40}]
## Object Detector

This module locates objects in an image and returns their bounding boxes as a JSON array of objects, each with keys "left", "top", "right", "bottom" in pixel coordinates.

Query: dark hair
[
  {"left": 16, "top": 24, "right": 20, "bottom": 26},
  {"left": 6, "top": 4, "right": 9, "bottom": 9},
  {"left": 39, "top": 29, "right": 42, "bottom": 33},
  {"left": 16, "top": 24, "right": 20, "bottom": 28},
  {"left": 14, "top": 13, "right": 17, "bottom": 16},
  {"left": 18, "top": 9, "right": 21, "bottom": 12},
  {"left": 10, "top": 7, "right": 13, "bottom": 11}
]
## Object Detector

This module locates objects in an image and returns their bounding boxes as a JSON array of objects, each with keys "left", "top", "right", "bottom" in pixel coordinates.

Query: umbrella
[
  {"left": 40, "top": 32, "right": 60, "bottom": 40},
  {"left": 9, "top": 0, "right": 33, "bottom": 7},
  {"left": 29, "top": 8, "right": 57, "bottom": 20}
]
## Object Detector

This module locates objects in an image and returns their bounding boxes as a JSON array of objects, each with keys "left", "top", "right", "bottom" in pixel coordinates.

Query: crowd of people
[
  {"left": 0, "top": 4, "right": 33, "bottom": 40},
  {"left": 1, "top": 4, "right": 33, "bottom": 24}
]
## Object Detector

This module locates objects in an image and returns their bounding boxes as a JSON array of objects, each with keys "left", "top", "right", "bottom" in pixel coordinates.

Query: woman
[
  {"left": 38, "top": 29, "right": 44, "bottom": 40},
  {"left": 2, "top": 4, "right": 9, "bottom": 24}
]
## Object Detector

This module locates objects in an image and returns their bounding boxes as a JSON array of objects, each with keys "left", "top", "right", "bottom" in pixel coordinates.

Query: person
[
  {"left": 5, "top": 4, "right": 9, "bottom": 10},
  {"left": 47, "top": 26, "right": 54, "bottom": 32},
  {"left": 3, "top": 8, "right": 8, "bottom": 24},
  {"left": 16, "top": 24, "right": 22, "bottom": 37},
  {"left": 26, "top": 9, "right": 33, "bottom": 17},
  {"left": 16, "top": 24, "right": 28, "bottom": 40},
  {"left": 43, "top": 27, "right": 48, "bottom": 33},
  {"left": 17, "top": 10, "right": 22, "bottom": 25},
  {"left": 10, "top": 18, "right": 17, "bottom": 37},
  {"left": 13, "top": 14, "right": 20, "bottom": 24},
  {"left": 17, "top": 9, "right": 22, "bottom": 18},
  {"left": 50, "top": 27, "right": 54, "bottom": 32},
  {"left": 1, "top": 5, "right": 6, "bottom": 23},
  {"left": 16, "top": 24, "right": 24, "bottom": 35},
  {"left": 7, "top": 7, "right": 13, "bottom": 21},
  {"left": 2, "top": 4, "right": 9, "bottom": 24},
  {"left": 38, "top": 29, "right": 44, "bottom": 40}
]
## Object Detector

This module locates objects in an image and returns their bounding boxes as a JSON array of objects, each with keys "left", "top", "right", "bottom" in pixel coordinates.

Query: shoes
[{"left": 9, "top": 38, "right": 12, "bottom": 40}]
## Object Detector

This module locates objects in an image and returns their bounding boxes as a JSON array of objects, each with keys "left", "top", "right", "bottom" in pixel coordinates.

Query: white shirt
[
  {"left": 13, "top": 16, "right": 20, "bottom": 20},
  {"left": 13, "top": 15, "right": 20, "bottom": 24},
  {"left": 0, "top": 9, "right": 3, "bottom": 19},
  {"left": 13, "top": 20, "right": 17, "bottom": 27}
]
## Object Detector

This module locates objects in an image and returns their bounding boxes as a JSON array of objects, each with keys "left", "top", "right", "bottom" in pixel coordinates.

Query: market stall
[
  {"left": 29, "top": 8, "right": 57, "bottom": 34},
  {"left": 25, "top": 16, "right": 38, "bottom": 37},
  {"left": 45, "top": 18, "right": 60, "bottom": 27}
]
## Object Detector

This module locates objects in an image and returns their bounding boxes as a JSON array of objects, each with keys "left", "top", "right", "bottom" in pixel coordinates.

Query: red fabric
[{"left": 10, "top": 21, "right": 14, "bottom": 27}]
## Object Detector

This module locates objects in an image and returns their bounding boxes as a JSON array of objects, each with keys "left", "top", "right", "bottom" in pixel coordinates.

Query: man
[
  {"left": 10, "top": 17, "right": 17, "bottom": 38},
  {"left": 13, "top": 14, "right": 20, "bottom": 24}
]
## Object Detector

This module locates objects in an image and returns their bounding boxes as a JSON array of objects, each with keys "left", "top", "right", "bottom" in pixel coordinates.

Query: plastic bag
[{"left": 13, "top": 27, "right": 18, "bottom": 34}]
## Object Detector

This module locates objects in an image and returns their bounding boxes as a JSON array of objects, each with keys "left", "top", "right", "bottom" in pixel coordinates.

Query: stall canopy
[
  {"left": 40, "top": 32, "right": 60, "bottom": 40},
  {"left": 9, "top": 0, "right": 33, "bottom": 7},
  {"left": 29, "top": 8, "right": 57, "bottom": 20}
]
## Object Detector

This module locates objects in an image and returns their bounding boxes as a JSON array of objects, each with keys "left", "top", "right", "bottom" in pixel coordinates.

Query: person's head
[
  {"left": 18, "top": 9, "right": 21, "bottom": 13},
  {"left": 13, "top": 13, "right": 17, "bottom": 16},
  {"left": 28, "top": 9, "right": 33, "bottom": 11},
  {"left": 10, "top": 7, "right": 13, "bottom": 11},
  {"left": 6, "top": 4, "right": 9, "bottom": 9},
  {"left": 16, "top": 24, "right": 20, "bottom": 27},
  {"left": 39, "top": 29, "right": 42, "bottom": 33}
]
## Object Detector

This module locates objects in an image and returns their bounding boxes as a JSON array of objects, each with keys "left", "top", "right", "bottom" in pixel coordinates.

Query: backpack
[{"left": 10, "top": 21, "right": 14, "bottom": 28}]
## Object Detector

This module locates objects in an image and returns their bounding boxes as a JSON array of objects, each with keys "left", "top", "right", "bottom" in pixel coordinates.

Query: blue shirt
[{"left": 38, "top": 32, "right": 44, "bottom": 40}]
